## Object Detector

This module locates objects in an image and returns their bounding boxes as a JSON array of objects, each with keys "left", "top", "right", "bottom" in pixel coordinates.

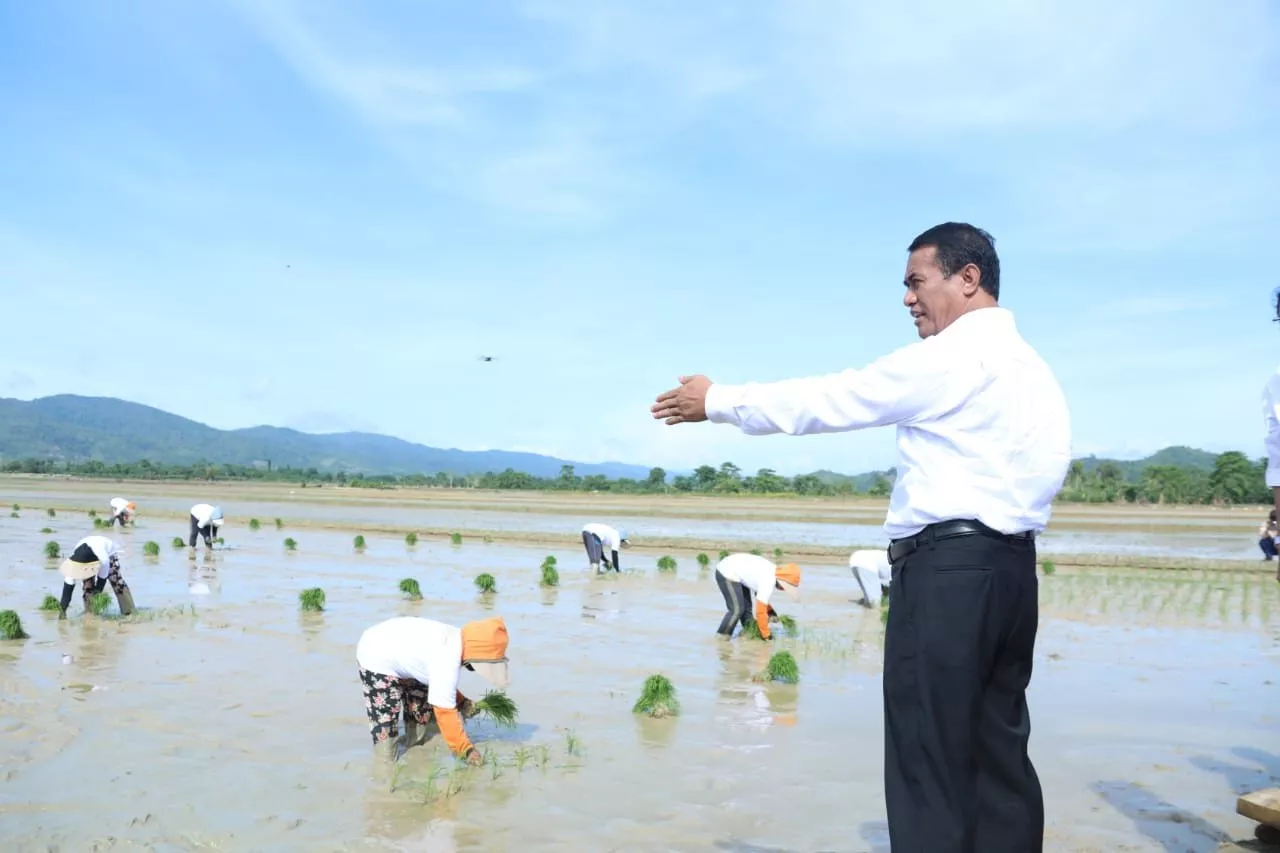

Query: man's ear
[{"left": 960, "top": 262, "right": 983, "bottom": 296}]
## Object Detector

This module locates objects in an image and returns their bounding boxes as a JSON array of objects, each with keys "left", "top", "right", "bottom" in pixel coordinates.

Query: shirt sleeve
[
  {"left": 1264, "top": 377, "right": 1280, "bottom": 488},
  {"left": 704, "top": 339, "right": 978, "bottom": 436}
]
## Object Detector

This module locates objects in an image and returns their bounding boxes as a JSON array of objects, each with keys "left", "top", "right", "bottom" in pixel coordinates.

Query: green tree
[
  {"left": 646, "top": 467, "right": 667, "bottom": 491},
  {"left": 1208, "top": 451, "right": 1258, "bottom": 504},
  {"left": 693, "top": 465, "right": 718, "bottom": 491},
  {"left": 751, "top": 468, "right": 787, "bottom": 493}
]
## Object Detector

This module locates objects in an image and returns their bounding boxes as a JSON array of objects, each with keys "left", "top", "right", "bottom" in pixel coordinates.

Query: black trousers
[
  {"left": 714, "top": 570, "right": 752, "bottom": 635},
  {"left": 884, "top": 531, "right": 1043, "bottom": 853},
  {"left": 189, "top": 515, "right": 214, "bottom": 547}
]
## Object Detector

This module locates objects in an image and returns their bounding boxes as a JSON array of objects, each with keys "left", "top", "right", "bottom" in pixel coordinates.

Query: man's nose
[{"left": 903, "top": 289, "right": 916, "bottom": 307}]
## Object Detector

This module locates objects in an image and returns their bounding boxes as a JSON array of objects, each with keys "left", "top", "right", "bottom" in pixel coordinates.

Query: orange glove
[
  {"left": 433, "top": 705, "right": 475, "bottom": 758},
  {"left": 754, "top": 600, "right": 772, "bottom": 640}
]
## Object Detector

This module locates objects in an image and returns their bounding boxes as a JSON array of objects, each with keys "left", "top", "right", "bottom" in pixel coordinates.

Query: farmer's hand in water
[
  {"left": 652, "top": 375, "right": 712, "bottom": 425},
  {"left": 465, "top": 749, "right": 484, "bottom": 766}
]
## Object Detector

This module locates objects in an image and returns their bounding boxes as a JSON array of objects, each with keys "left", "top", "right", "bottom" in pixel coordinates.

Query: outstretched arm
[
  {"left": 432, "top": 705, "right": 479, "bottom": 762},
  {"left": 753, "top": 599, "right": 773, "bottom": 640}
]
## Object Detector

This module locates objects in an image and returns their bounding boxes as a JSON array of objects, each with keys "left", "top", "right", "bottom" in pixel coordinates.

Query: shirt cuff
[{"left": 704, "top": 383, "right": 741, "bottom": 426}]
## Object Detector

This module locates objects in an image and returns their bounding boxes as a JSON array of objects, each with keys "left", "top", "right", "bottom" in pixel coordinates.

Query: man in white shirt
[
  {"left": 1261, "top": 307, "right": 1280, "bottom": 582},
  {"left": 581, "top": 522, "right": 629, "bottom": 573},
  {"left": 849, "top": 549, "right": 892, "bottom": 607},
  {"left": 651, "top": 223, "right": 1070, "bottom": 853},
  {"left": 57, "top": 534, "right": 137, "bottom": 617},
  {"left": 355, "top": 615, "right": 510, "bottom": 763},
  {"left": 189, "top": 503, "right": 224, "bottom": 548},
  {"left": 108, "top": 497, "right": 135, "bottom": 527},
  {"left": 714, "top": 552, "right": 801, "bottom": 640}
]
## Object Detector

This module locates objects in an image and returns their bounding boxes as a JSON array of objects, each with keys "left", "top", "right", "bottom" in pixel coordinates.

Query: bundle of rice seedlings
[
  {"left": 299, "top": 588, "right": 326, "bottom": 612},
  {"left": 696, "top": 553, "right": 710, "bottom": 569},
  {"left": 741, "top": 618, "right": 767, "bottom": 640},
  {"left": 749, "top": 548, "right": 763, "bottom": 557},
  {"left": 87, "top": 509, "right": 98, "bottom": 518},
  {"left": 215, "top": 537, "right": 225, "bottom": 546},
  {"left": 44, "top": 541, "right": 61, "bottom": 559},
  {"left": 632, "top": 674, "right": 679, "bottom": 718},
  {"left": 542, "top": 555, "right": 557, "bottom": 567},
  {"left": 540, "top": 562, "right": 559, "bottom": 588},
  {"left": 778, "top": 614, "right": 798, "bottom": 636},
  {"left": 405, "top": 532, "right": 419, "bottom": 547},
  {"left": 9, "top": 512, "right": 17, "bottom": 519},
  {"left": 1042, "top": 560, "right": 1056, "bottom": 576},
  {"left": 284, "top": 537, "right": 298, "bottom": 551},
  {"left": 354, "top": 534, "right": 367, "bottom": 550},
  {"left": 773, "top": 547, "right": 783, "bottom": 560},
  {"left": 12, "top": 503, "right": 19, "bottom": 512},
  {"left": 171, "top": 537, "right": 186, "bottom": 549},
  {"left": 40, "top": 595, "right": 61, "bottom": 611},
  {"left": 473, "top": 690, "right": 519, "bottom": 727},
  {"left": 142, "top": 541, "right": 160, "bottom": 557},
  {"left": 89, "top": 593, "right": 112, "bottom": 616},
  {"left": 656, "top": 556, "right": 677, "bottom": 573},
  {"left": 249, "top": 518, "right": 261, "bottom": 531},
  {"left": 399, "top": 578, "right": 422, "bottom": 600},
  {"left": 92, "top": 517, "right": 106, "bottom": 529},
  {"left": 40, "top": 527, "right": 54, "bottom": 534},
  {"left": 0, "top": 610, "right": 28, "bottom": 639},
  {"left": 754, "top": 651, "right": 800, "bottom": 684},
  {"left": 274, "top": 518, "right": 284, "bottom": 530},
  {"left": 718, "top": 550, "right": 730, "bottom": 561},
  {"left": 47, "top": 508, "right": 56, "bottom": 518},
  {"left": 474, "top": 573, "right": 497, "bottom": 594},
  {"left": 450, "top": 532, "right": 463, "bottom": 545}
]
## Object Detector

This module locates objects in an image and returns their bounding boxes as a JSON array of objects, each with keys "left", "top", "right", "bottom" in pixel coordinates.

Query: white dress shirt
[
  {"left": 1262, "top": 366, "right": 1280, "bottom": 488},
  {"left": 705, "top": 307, "right": 1072, "bottom": 540}
]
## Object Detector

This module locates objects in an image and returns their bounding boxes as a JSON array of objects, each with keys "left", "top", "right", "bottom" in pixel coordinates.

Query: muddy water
[{"left": 1, "top": 510, "right": 1278, "bottom": 851}]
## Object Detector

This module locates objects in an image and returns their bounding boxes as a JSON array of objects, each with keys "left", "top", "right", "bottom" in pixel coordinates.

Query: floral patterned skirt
[{"left": 358, "top": 667, "right": 432, "bottom": 744}]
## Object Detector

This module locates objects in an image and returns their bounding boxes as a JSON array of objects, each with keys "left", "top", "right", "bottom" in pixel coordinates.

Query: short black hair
[{"left": 908, "top": 222, "right": 1000, "bottom": 300}]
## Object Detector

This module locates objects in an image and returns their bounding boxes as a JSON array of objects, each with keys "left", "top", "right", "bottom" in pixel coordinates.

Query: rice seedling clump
[
  {"left": 299, "top": 588, "right": 326, "bottom": 612},
  {"left": 633, "top": 674, "right": 680, "bottom": 718}
]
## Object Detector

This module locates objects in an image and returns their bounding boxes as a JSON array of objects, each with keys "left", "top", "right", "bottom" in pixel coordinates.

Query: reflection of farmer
[
  {"left": 581, "top": 522, "right": 629, "bottom": 573},
  {"left": 849, "top": 548, "right": 892, "bottom": 607},
  {"left": 108, "top": 497, "right": 136, "bottom": 527},
  {"left": 189, "top": 503, "right": 224, "bottom": 547},
  {"left": 355, "top": 616, "right": 510, "bottom": 764},
  {"left": 714, "top": 553, "right": 800, "bottom": 640},
  {"left": 1259, "top": 510, "right": 1278, "bottom": 561},
  {"left": 57, "top": 535, "right": 136, "bottom": 618}
]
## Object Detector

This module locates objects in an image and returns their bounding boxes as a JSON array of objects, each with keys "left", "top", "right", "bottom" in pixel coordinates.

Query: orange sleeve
[
  {"left": 433, "top": 706, "right": 475, "bottom": 757},
  {"left": 754, "top": 600, "right": 772, "bottom": 639}
]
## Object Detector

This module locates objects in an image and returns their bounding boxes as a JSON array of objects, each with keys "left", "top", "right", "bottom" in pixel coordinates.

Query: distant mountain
[
  {"left": 808, "top": 468, "right": 896, "bottom": 492},
  {"left": 0, "top": 395, "right": 654, "bottom": 479},
  {"left": 1074, "top": 445, "right": 1219, "bottom": 480}
]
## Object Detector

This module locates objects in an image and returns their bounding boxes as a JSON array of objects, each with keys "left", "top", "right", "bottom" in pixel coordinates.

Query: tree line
[{"left": 0, "top": 451, "right": 1272, "bottom": 506}]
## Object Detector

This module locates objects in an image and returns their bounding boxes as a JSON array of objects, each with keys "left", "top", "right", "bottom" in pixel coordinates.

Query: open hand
[{"left": 651, "top": 375, "right": 712, "bottom": 425}]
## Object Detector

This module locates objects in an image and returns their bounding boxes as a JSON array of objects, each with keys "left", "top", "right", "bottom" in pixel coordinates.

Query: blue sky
[{"left": 2, "top": 1, "right": 1278, "bottom": 476}]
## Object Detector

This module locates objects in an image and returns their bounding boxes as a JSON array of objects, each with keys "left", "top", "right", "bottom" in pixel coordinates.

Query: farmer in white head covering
[
  {"left": 581, "top": 522, "right": 630, "bottom": 573},
  {"left": 108, "top": 497, "right": 136, "bottom": 527},
  {"left": 189, "top": 503, "right": 224, "bottom": 548},
  {"left": 849, "top": 548, "right": 892, "bottom": 607},
  {"left": 57, "top": 535, "right": 136, "bottom": 618}
]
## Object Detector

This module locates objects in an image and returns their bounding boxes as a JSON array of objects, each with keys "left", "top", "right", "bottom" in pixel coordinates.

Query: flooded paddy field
[{"left": 1, "top": 482, "right": 1278, "bottom": 851}]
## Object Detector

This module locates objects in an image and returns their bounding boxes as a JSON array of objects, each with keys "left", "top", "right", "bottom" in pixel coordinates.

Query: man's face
[{"left": 903, "top": 246, "right": 965, "bottom": 339}]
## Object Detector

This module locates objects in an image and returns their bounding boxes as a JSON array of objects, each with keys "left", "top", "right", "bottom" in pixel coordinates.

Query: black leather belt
[{"left": 887, "top": 519, "right": 1034, "bottom": 564}]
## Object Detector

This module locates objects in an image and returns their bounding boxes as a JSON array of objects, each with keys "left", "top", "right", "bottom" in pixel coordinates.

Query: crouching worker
[
  {"left": 849, "top": 548, "right": 892, "bottom": 607},
  {"left": 714, "top": 552, "right": 800, "bottom": 640},
  {"left": 581, "top": 522, "right": 629, "bottom": 573},
  {"left": 109, "top": 497, "right": 136, "bottom": 527},
  {"left": 57, "top": 535, "right": 136, "bottom": 618},
  {"left": 189, "top": 503, "right": 224, "bottom": 548},
  {"left": 355, "top": 615, "right": 510, "bottom": 764}
]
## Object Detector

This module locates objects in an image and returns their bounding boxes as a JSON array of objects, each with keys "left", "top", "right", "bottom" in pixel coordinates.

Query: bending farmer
[
  {"left": 189, "top": 503, "right": 224, "bottom": 547},
  {"left": 581, "top": 522, "right": 629, "bottom": 573},
  {"left": 109, "top": 497, "right": 136, "bottom": 527},
  {"left": 57, "top": 535, "right": 136, "bottom": 618},
  {"left": 714, "top": 552, "right": 800, "bottom": 640},
  {"left": 355, "top": 615, "right": 510, "bottom": 764},
  {"left": 849, "top": 548, "right": 892, "bottom": 607}
]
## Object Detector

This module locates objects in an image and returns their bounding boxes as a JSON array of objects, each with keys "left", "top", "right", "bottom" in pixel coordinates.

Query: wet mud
[{"left": 0, "top": 486, "right": 1277, "bottom": 851}]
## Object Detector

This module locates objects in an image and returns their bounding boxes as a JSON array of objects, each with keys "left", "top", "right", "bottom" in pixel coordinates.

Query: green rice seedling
[
  {"left": 171, "top": 536, "right": 185, "bottom": 549},
  {"left": 249, "top": 518, "right": 261, "bottom": 531},
  {"left": 742, "top": 617, "right": 766, "bottom": 640},
  {"left": 215, "top": 537, "right": 225, "bottom": 546},
  {"left": 542, "top": 555, "right": 557, "bottom": 568},
  {"left": 656, "top": 555, "right": 677, "bottom": 573},
  {"left": 47, "top": 508, "right": 56, "bottom": 518},
  {"left": 284, "top": 537, "right": 298, "bottom": 551},
  {"left": 513, "top": 746, "right": 532, "bottom": 770},
  {"left": 632, "top": 674, "right": 680, "bottom": 717},
  {"left": 1042, "top": 560, "right": 1056, "bottom": 576},
  {"left": 0, "top": 610, "right": 28, "bottom": 640},
  {"left": 274, "top": 518, "right": 284, "bottom": 530},
  {"left": 719, "top": 550, "right": 730, "bottom": 561},
  {"left": 44, "top": 540, "right": 61, "bottom": 559},
  {"left": 536, "top": 744, "right": 550, "bottom": 769},
  {"left": 40, "top": 594, "right": 61, "bottom": 611},
  {"left": 299, "top": 588, "right": 326, "bottom": 612},
  {"left": 40, "top": 527, "right": 54, "bottom": 534},
  {"left": 89, "top": 593, "right": 112, "bottom": 615},
  {"left": 12, "top": 503, "right": 19, "bottom": 512},
  {"left": 91, "top": 517, "right": 105, "bottom": 528},
  {"left": 405, "top": 532, "right": 418, "bottom": 547},
  {"left": 87, "top": 509, "right": 97, "bottom": 518},
  {"left": 749, "top": 548, "right": 762, "bottom": 556},
  {"left": 773, "top": 547, "right": 784, "bottom": 561},
  {"left": 475, "top": 690, "right": 518, "bottom": 727},
  {"left": 142, "top": 541, "right": 160, "bottom": 557},
  {"left": 399, "top": 577, "right": 422, "bottom": 600},
  {"left": 450, "top": 532, "right": 463, "bottom": 545},
  {"left": 354, "top": 534, "right": 366, "bottom": 550},
  {"left": 540, "top": 562, "right": 559, "bottom": 587},
  {"left": 778, "top": 614, "right": 798, "bottom": 636},
  {"left": 755, "top": 650, "right": 800, "bottom": 684},
  {"left": 696, "top": 552, "right": 710, "bottom": 570},
  {"left": 564, "top": 729, "right": 582, "bottom": 756},
  {"left": 9, "top": 511, "right": 17, "bottom": 519},
  {"left": 474, "top": 573, "right": 497, "bottom": 594}
]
